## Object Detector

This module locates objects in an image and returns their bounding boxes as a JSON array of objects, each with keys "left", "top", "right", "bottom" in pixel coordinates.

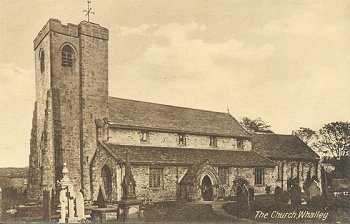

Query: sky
[{"left": 0, "top": 0, "right": 349, "bottom": 167}]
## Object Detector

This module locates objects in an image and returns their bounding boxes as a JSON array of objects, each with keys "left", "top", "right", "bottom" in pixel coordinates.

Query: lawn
[
  {"left": 223, "top": 194, "right": 350, "bottom": 223},
  {"left": 143, "top": 201, "right": 233, "bottom": 222}
]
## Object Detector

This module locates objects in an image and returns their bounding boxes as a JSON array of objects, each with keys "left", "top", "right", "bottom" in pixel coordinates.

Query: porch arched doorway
[
  {"left": 101, "top": 164, "right": 113, "bottom": 202},
  {"left": 201, "top": 175, "right": 214, "bottom": 201}
]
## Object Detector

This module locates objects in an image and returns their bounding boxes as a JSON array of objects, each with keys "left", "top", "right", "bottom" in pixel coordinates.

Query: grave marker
[
  {"left": 274, "top": 186, "right": 282, "bottom": 204},
  {"left": 308, "top": 180, "right": 321, "bottom": 198},
  {"left": 76, "top": 191, "right": 85, "bottom": 221},
  {"left": 290, "top": 183, "right": 302, "bottom": 206},
  {"left": 42, "top": 189, "right": 52, "bottom": 222}
]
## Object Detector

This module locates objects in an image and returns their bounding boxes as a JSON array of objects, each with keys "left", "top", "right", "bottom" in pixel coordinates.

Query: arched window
[
  {"left": 39, "top": 49, "right": 45, "bottom": 73},
  {"left": 61, "top": 45, "right": 74, "bottom": 67}
]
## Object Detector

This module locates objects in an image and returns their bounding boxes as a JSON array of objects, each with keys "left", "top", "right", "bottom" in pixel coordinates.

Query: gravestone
[
  {"left": 118, "top": 153, "right": 141, "bottom": 222},
  {"left": 241, "top": 185, "right": 250, "bottom": 209},
  {"left": 59, "top": 189, "right": 67, "bottom": 223},
  {"left": 290, "top": 184, "right": 302, "bottom": 206},
  {"left": 42, "top": 189, "right": 52, "bottom": 222},
  {"left": 274, "top": 186, "right": 282, "bottom": 204},
  {"left": 97, "top": 186, "right": 107, "bottom": 208},
  {"left": 237, "top": 185, "right": 250, "bottom": 218},
  {"left": 76, "top": 191, "right": 85, "bottom": 221},
  {"left": 308, "top": 180, "right": 321, "bottom": 198},
  {"left": 58, "top": 162, "right": 79, "bottom": 223}
]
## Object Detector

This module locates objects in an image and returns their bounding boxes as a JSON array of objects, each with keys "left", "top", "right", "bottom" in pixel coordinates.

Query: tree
[
  {"left": 292, "top": 127, "right": 317, "bottom": 146},
  {"left": 240, "top": 117, "right": 274, "bottom": 133},
  {"left": 317, "top": 121, "right": 350, "bottom": 158}
]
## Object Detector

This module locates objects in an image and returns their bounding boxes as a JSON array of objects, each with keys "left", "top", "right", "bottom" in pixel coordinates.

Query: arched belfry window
[
  {"left": 39, "top": 49, "right": 45, "bottom": 73},
  {"left": 61, "top": 45, "right": 74, "bottom": 67}
]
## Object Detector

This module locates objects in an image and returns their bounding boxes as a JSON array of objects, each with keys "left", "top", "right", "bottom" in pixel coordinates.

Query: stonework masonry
[
  {"left": 28, "top": 19, "right": 109, "bottom": 201},
  {"left": 28, "top": 19, "right": 319, "bottom": 204},
  {"left": 109, "top": 129, "right": 252, "bottom": 151}
]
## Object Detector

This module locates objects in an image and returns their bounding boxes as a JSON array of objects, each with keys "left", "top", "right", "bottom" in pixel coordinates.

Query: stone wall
[
  {"left": 108, "top": 129, "right": 252, "bottom": 151},
  {"left": 228, "top": 167, "right": 276, "bottom": 195},
  {"left": 132, "top": 165, "right": 188, "bottom": 202}
]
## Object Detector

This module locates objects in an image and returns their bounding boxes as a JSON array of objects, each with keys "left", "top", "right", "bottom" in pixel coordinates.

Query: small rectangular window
[
  {"left": 178, "top": 133, "right": 186, "bottom": 146},
  {"left": 237, "top": 139, "right": 243, "bottom": 149},
  {"left": 140, "top": 131, "right": 149, "bottom": 143},
  {"left": 149, "top": 168, "right": 163, "bottom": 188},
  {"left": 218, "top": 167, "right": 229, "bottom": 185},
  {"left": 209, "top": 136, "right": 217, "bottom": 147},
  {"left": 255, "top": 168, "right": 264, "bottom": 185}
]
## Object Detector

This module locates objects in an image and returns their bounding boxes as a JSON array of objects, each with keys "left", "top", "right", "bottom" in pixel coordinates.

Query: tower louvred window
[{"left": 61, "top": 45, "right": 74, "bottom": 67}]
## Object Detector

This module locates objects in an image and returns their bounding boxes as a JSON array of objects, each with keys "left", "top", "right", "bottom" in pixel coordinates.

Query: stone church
[{"left": 27, "top": 19, "right": 320, "bottom": 203}]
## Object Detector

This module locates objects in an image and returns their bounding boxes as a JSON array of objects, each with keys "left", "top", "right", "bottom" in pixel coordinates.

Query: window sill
[
  {"left": 149, "top": 187, "right": 162, "bottom": 191},
  {"left": 255, "top": 184, "right": 264, "bottom": 187},
  {"left": 177, "top": 144, "right": 186, "bottom": 147}
]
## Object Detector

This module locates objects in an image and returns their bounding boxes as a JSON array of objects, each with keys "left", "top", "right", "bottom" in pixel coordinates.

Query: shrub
[{"left": 306, "top": 194, "right": 350, "bottom": 211}]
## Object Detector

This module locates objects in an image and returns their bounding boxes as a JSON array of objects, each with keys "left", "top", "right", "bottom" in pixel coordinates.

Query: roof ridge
[
  {"left": 254, "top": 133, "right": 293, "bottom": 137},
  {"left": 108, "top": 96, "right": 229, "bottom": 115}
]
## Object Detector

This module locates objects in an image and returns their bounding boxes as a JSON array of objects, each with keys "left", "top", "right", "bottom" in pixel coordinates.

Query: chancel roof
[
  {"left": 103, "top": 143, "right": 276, "bottom": 167},
  {"left": 108, "top": 97, "right": 250, "bottom": 138},
  {"left": 252, "top": 133, "right": 319, "bottom": 161}
]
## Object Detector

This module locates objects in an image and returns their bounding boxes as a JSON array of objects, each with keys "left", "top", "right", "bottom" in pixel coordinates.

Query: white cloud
[
  {"left": 112, "top": 23, "right": 158, "bottom": 36},
  {"left": 112, "top": 22, "right": 274, "bottom": 82}
]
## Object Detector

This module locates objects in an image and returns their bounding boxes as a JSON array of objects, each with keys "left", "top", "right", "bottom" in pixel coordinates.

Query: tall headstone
[
  {"left": 290, "top": 184, "right": 302, "bottom": 206},
  {"left": 76, "top": 191, "right": 85, "bottom": 221},
  {"left": 308, "top": 180, "right": 321, "bottom": 198},
  {"left": 274, "top": 186, "right": 282, "bottom": 205},
  {"left": 241, "top": 185, "right": 250, "bottom": 209},
  {"left": 67, "top": 185, "right": 76, "bottom": 223},
  {"left": 118, "top": 153, "right": 141, "bottom": 221},
  {"left": 97, "top": 186, "right": 107, "bottom": 208},
  {"left": 42, "top": 189, "right": 52, "bottom": 222},
  {"left": 121, "top": 153, "right": 137, "bottom": 200},
  {"left": 59, "top": 189, "right": 67, "bottom": 223},
  {"left": 58, "top": 162, "right": 78, "bottom": 223}
]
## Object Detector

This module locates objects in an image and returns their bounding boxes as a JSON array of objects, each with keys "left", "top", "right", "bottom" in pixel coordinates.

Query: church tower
[{"left": 27, "top": 19, "right": 109, "bottom": 201}]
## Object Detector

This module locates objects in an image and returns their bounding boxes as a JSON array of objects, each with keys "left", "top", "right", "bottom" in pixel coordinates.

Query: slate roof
[
  {"left": 104, "top": 143, "right": 276, "bottom": 167},
  {"left": 252, "top": 133, "right": 319, "bottom": 161},
  {"left": 108, "top": 97, "right": 251, "bottom": 138}
]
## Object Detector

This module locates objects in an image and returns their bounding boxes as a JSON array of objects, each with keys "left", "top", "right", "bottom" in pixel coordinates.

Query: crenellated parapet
[{"left": 34, "top": 19, "right": 108, "bottom": 50}]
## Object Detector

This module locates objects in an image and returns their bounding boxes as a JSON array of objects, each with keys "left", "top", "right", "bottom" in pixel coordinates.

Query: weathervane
[{"left": 83, "top": 0, "right": 95, "bottom": 22}]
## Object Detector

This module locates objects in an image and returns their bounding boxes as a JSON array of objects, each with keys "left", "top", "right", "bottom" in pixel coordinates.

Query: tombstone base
[
  {"left": 118, "top": 200, "right": 141, "bottom": 222},
  {"left": 90, "top": 207, "right": 119, "bottom": 222}
]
